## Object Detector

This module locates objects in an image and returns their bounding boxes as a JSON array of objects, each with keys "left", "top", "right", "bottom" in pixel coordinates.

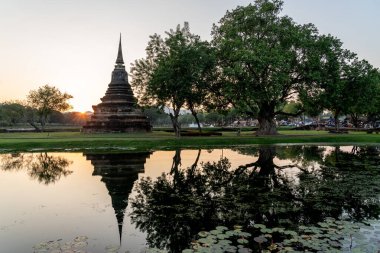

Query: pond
[{"left": 1, "top": 145, "right": 380, "bottom": 253}]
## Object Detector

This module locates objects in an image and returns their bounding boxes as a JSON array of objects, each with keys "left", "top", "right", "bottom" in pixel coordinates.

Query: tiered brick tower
[{"left": 83, "top": 35, "right": 151, "bottom": 132}]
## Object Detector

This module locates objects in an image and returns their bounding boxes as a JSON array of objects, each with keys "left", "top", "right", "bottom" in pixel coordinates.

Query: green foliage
[
  {"left": 0, "top": 101, "right": 88, "bottom": 127},
  {"left": 306, "top": 35, "right": 380, "bottom": 129},
  {"left": 131, "top": 22, "right": 215, "bottom": 136},
  {"left": 27, "top": 84, "right": 73, "bottom": 130},
  {"left": 211, "top": 0, "right": 324, "bottom": 135},
  {"left": 184, "top": 226, "right": 252, "bottom": 253},
  {"left": 0, "top": 101, "right": 27, "bottom": 126},
  {"left": 251, "top": 218, "right": 380, "bottom": 252},
  {"left": 348, "top": 68, "right": 380, "bottom": 127},
  {"left": 282, "top": 102, "right": 302, "bottom": 116},
  {"left": 142, "top": 107, "right": 171, "bottom": 127},
  {"left": 276, "top": 101, "right": 304, "bottom": 121}
]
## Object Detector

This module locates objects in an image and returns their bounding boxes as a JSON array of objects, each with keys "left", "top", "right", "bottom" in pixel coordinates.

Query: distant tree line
[
  {"left": 0, "top": 85, "right": 86, "bottom": 130},
  {"left": 131, "top": 0, "right": 380, "bottom": 136},
  {"left": 0, "top": 101, "right": 89, "bottom": 128}
]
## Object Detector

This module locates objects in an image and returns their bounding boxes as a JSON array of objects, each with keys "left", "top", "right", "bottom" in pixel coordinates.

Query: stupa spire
[
  {"left": 116, "top": 34, "right": 124, "bottom": 65},
  {"left": 82, "top": 34, "right": 151, "bottom": 133}
]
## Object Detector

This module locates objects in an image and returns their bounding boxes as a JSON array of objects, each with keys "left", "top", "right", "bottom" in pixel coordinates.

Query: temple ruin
[{"left": 83, "top": 35, "right": 151, "bottom": 133}]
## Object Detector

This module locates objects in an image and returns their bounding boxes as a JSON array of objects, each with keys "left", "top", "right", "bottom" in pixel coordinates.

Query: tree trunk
[
  {"left": 169, "top": 113, "right": 181, "bottom": 137},
  {"left": 170, "top": 149, "right": 182, "bottom": 188},
  {"left": 350, "top": 113, "right": 359, "bottom": 128},
  {"left": 40, "top": 113, "right": 48, "bottom": 132},
  {"left": 257, "top": 147, "right": 276, "bottom": 177},
  {"left": 190, "top": 109, "right": 202, "bottom": 133},
  {"left": 334, "top": 112, "right": 339, "bottom": 131},
  {"left": 256, "top": 106, "right": 278, "bottom": 136},
  {"left": 170, "top": 149, "right": 182, "bottom": 174},
  {"left": 28, "top": 121, "right": 41, "bottom": 132},
  {"left": 190, "top": 149, "right": 201, "bottom": 170},
  {"left": 40, "top": 121, "right": 46, "bottom": 132}
]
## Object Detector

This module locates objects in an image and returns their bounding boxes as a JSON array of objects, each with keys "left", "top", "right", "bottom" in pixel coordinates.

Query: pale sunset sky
[{"left": 0, "top": 0, "right": 379, "bottom": 112}]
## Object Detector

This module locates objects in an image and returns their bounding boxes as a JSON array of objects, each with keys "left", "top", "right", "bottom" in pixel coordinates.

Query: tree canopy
[
  {"left": 27, "top": 84, "right": 73, "bottom": 131},
  {"left": 129, "top": 0, "right": 380, "bottom": 135},
  {"left": 211, "top": 0, "right": 335, "bottom": 135},
  {"left": 307, "top": 35, "right": 380, "bottom": 130},
  {"left": 0, "top": 101, "right": 26, "bottom": 126},
  {"left": 131, "top": 23, "right": 215, "bottom": 136}
]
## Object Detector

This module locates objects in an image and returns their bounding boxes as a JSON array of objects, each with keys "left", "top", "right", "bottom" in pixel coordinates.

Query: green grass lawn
[{"left": 0, "top": 130, "right": 379, "bottom": 153}]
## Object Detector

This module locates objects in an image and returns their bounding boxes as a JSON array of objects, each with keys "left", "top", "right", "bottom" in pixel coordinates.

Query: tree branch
[{"left": 275, "top": 109, "right": 305, "bottom": 117}]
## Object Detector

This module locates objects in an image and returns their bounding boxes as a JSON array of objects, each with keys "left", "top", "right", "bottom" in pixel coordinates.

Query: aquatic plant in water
[
  {"left": 250, "top": 217, "right": 380, "bottom": 252},
  {"left": 32, "top": 235, "right": 121, "bottom": 253},
  {"left": 181, "top": 225, "right": 252, "bottom": 253}
]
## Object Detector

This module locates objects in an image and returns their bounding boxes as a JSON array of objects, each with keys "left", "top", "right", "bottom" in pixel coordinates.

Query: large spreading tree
[
  {"left": 211, "top": 0, "right": 331, "bottom": 135},
  {"left": 131, "top": 23, "right": 214, "bottom": 137}
]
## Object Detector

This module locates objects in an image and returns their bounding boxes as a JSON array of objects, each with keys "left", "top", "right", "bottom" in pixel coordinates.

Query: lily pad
[
  {"left": 218, "top": 239, "right": 232, "bottom": 246},
  {"left": 238, "top": 248, "right": 252, "bottom": 253},
  {"left": 254, "top": 236, "right": 267, "bottom": 244},
  {"left": 237, "top": 238, "right": 249, "bottom": 244},
  {"left": 235, "top": 231, "right": 251, "bottom": 238},
  {"left": 253, "top": 224, "right": 266, "bottom": 229},
  {"left": 224, "top": 245, "right": 237, "bottom": 253},
  {"left": 217, "top": 233, "right": 229, "bottom": 240},
  {"left": 210, "top": 229, "right": 222, "bottom": 235},
  {"left": 198, "top": 231, "right": 209, "bottom": 238},
  {"left": 216, "top": 226, "right": 228, "bottom": 231},
  {"left": 198, "top": 238, "right": 216, "bottom": 245},
  {"left": 283, "top": 230, "right": 298, "bottom": 236}
]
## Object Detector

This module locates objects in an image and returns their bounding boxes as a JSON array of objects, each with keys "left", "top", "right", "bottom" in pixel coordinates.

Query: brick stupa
[{"left": 83, "top": 36, "right": 151, "bottom": 133}]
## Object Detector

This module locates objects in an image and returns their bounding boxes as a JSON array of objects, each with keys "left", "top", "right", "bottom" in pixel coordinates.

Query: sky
[{"left": 0, "top": 0, "right": 379, "bottom": 112}]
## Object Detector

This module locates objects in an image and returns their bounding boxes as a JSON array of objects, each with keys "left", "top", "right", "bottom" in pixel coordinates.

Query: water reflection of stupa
[{"left": 84, "top": 152, "right": 151, "bottom": 242}]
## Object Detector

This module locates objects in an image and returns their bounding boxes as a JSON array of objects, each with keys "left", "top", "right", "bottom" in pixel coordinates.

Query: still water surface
[{"left": 0, "top": 146, "right": 380, "bottom": 252}]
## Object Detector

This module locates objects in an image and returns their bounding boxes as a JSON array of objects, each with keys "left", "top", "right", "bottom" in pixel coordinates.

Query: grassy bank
[{"left": 0, "top": 130, "right": 379, "bottom": 153}]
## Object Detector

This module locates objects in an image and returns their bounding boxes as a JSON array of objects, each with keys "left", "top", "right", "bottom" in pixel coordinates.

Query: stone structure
[
  {"left": 84, "top": 152, "right": 151, "bottom": 242},
  {"left": 83, "top": 36, "right": 151, "bottom": 132}
]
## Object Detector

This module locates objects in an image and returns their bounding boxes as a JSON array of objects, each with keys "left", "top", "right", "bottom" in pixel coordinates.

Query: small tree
[{"left": 27, "top": 85, "right": 73, "bottom": 131}]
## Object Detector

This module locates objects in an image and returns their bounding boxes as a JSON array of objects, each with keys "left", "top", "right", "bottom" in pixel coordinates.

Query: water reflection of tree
[
  {"left": 299, "top": 146, "right": 380, "bottom": 222},
  {"left": 130, "top": 146, "right": 380, "bottom": 252},
  {"left": 0, "top": 153, "right": 72, "bottom": 184}
]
